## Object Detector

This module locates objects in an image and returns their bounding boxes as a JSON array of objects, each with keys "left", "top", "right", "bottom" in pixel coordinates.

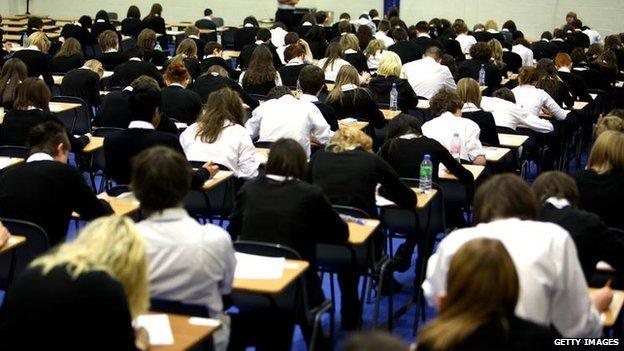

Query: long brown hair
[
  {"left": 242, "top": 45, "right": 277, "bottom": 86},
  {"left": 13, "top": 77, "right": 51, "bottom": 111},
  {"left": 322, "top": 42, "right": 345, "bottom": 72},
  {"left": 195, "top": 88, "right": 245, "bottom": 143},
  {"left": 137, "top": 29, "right": 157, "bottom": 52},
  {"left": 144, "top": 3, "right": 162, "bottom": 20},
  {"left": 54, "top": 38, "right": 82, "bottom": 58},
  {"left": 0, "top": 58, "right": 27, "bottom": 107},
  {"left": 418, "top": 238, "right": 519, "bottom": 351},
  {"left": 326, "top": 65, "right": 361, "bottom": 104}
]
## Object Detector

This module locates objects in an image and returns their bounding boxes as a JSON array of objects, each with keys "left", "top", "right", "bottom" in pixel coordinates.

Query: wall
[{"left": 4, "top": 0, "right": 624, "bottom": 40}]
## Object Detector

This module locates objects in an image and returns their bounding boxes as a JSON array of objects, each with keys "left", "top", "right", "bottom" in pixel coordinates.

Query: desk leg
[
  {"left": 6, "top": 250, "right": 17, "bottom": 291},
  {"left": 412, "top": 203, "right": 433, "bottom": 335}
]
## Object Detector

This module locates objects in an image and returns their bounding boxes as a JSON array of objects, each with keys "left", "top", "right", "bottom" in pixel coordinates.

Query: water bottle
[
  {"left": 154, "top": 42, "right": 162, "bottom": 51},
  {"left": 450, "top": 133, "right": 461, "bottom": 162},
  {"left": 21, "top": 32, "right": 28, "bottom": 47},
  {"left": 478, "top": 64, "right": 486, "bottom": 86},
  {"left": 389, "top": 83, "right": 398, "bottom": 111},
  {"left": 419, "top": 154, "right": 432, "bottom": 193}
]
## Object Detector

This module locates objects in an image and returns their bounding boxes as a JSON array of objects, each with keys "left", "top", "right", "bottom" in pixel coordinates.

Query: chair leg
[{"left": 373, "top": 258, "right": 391, "bottom": 328}]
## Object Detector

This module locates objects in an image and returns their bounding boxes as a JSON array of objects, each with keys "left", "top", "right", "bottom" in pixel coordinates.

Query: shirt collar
[
  {"left": 254, "top": 40, "right": 264, "bottom": 45},
  {"left": 558, "top": 67, "right": 571, "bottom": 73},
  {"left": 299, "top": 93, "right": 319, "bottom": 103},
  {"left": 26, "top": 45, "right": 40, "bottom": 51},
  {"left": 123, "top": 86, "right": 133, "bottom": 92},
  {"left": 204, "top": 16, "right": 212, "bottom": 20},
  {"left": 146, "top": 207, "right": 189, "bottom": 221},
  {"left": 286, "top": 58, "right": 304, "bottom": 65},
  {"left": 545, "top": 197, "right": 571, "bottom": 209},
  {"left": 128, "top": 120, "right": 155, "bottom": 129},
  {"left": 26, "top": 105, "right": 42, "bottom": 111},
  {"left": 188, "top": 34, "right": 200, "bottom": 39},
  {"left": 344, "top": 48, "right": 358, "bottom": 54},
  {"left": 438, "top": 111, "right": 457, "bottom": 119},
  {"left": 104, "top": 48, "right": 118, "bottom": 53},
  {"left": 266, "top": 174, "right": 295, "bottom": 182},
  {"left": 27, "top": 152, "right": 54, "bottom": 163},
  {"left": 461, "top": 102, "right": 480, "bottom": 112},
  {"left": 129, "top": 57, "right": 142, "bottom": 62},
  {"left": 302, "top": 21, "right": 312, "bottom": 26},
  {"left": 340, "top": 83, "right": 359, "bottom": 92},
  {"left": 244, "top": 23, "right": 254, "bottom": 28},
  {"left": 417, "top": 33, "right": 431, "bottom": 38},
  {"left": 169, "top": 82, "right": 185, "bottom": 88},
  {"left": 399, "top": 133, "right": 420, "bottom": 140},
  {"left": 96, "top": 19, "right": 105, "bottom": 23}
]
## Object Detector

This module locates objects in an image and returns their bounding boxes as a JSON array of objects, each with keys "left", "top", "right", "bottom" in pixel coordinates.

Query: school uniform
[
  {"left": 60, "top": 22, "right": 90, "bottom": 47},
  {"left": 11, "top": 46, "right": 54, "bottom": 87},
  {"left": 0, "top": 153, "right": 112, "bottom": 245},
  {"left": 299, "top": 93, "right": 340, "bottom": 131},
  {"left": 187, "top": 35, "right": 207, "bottom": 59},
  {"left": 238, "top": 41, "right": 283, "bottom": 70},
  {"left": 366, "top": 50, "right": 384, "bottom": 71},
  {"left": 245, "top": 94, "right": 330, "bottom": 156},
  {"left": 480, "top": 96, "right": 554, "bottom": 133},
  {"left": 60, "top": 66, "right": 102, "bottom": 109},
  {"left": 461, "top": 103, "right": 500, "bottom": 146},
  {"left": 201, "top": 55, "right": 240, "bottom": 79},
  {"left": 344, "top": 49, "right": 369, "bottom": 73},
  {"left": 239, "top": 71, "right": 282, "bottom": 96},
  {"left": 367, "top": 75, "right": 419, "bottom": 114},
  {"left": 315, "top": 58, "right": 351, "bottom": 82},
  {"left": 162, "top": 57, "right": 202, "bottom": 81},
  {"left": 421, "top": 112, "right": 485, "bottom": 163},
  {"left": 91, "top": 20, "right": 117, "bottom": 44},
  {"left": 512, "top": 84, "right": 569, "bottom": 121},
  {"left": 120, "top": 17, "right": 143, "bottom": 38},
  {"left": 388, "top": 40, "right": 421, "bottom": 65},
  {"left": 458, "top": 59, "right": 502, "bottom": 94},
  {"left": 160, "top": 84, "right": 202, "bottom": 125},
  {"left": 532, "top": 39, "right": 559, "bottom": 61},
  {"left": 402, "top": 57, "right": 457, "bottom": 99},
  {"left": 571, "top": 64, "right": 611, "bottom": 92},
  {"left": 190, "top": 72, "right": 259, "bottom": 109},
  {"left": 142, "top": 15, "right": 168, "bottom": 48},
  {"left": 411, "top": 34, "right": 442, "bottom": 60},
  {"left": 472, "top": 30, "right": 492, "bottom": 43},
  {"left": 574, "top": 169, "right": 624, "bottom": 231},
  {"left": 51, "top": 53, "right": 85, "bottom": 73},
  {"left": 557, "top": 68, "right": 592, "bottom": 102},
  {"left": 538, "top": 76, "right": 574, "bottom": 109},
  {"left": 108, "top": 58, "right": 164, "bottom": 88},
  {"left": 502, "top": 49, "right": 523, "bottom": 74},
  {"left": 277, "top": 60, "right": 308, "bottom": 88},
  {"left": 374, "top": 31, "right": 394, "bottom": 47},
  {"left": 193, "top": 18, "right": 218, "bottom": 42},
  {"left": 512, "top": 44, "right": 534, "bottom": 67},
  {"left": 233, "top": 26, "right": 260, "bottom": 51},
  {"left": 551, "top": 38, "right": 572, "bottom": 54},
  {"left": 307, "top": 40, "right": 327, "bottom": 60},
  {"left": 97, "top": 51, "right": 127, "bottom": 71},
  {"left": 327, "top": 84, "right": 385, "bottom": 129},
  {"left": 456, "top": 33, "right": 476, "bottom": 54}
]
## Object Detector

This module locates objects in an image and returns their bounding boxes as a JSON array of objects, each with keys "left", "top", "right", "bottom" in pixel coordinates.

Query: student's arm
[
  {"left": 227, "top": 188, "right": 245, "bottom": 241},
  {"left": 514, "top": 106, "right": 554, "bottom": 133},
  {"left": 309, "top": 186, "right": 349, "bottom": 245},
  {"left": 70, "top": 168, "right": 114, "bottom": 219},
  {"left": 377, "top": 156, "right": 417, "bottom": 209},
  {"left": 543, "top": 91, "right": 570, "bottom": 121},
  {"left": 482, "top": 113, "right": 500, "bottom": 146},
  {"left": 237, "top": 133, "right": 260, "bottom": 178},
  {"left": 436, "top": 141, "right": 474, "bottom": 186},
  {"left": 245, "top": 107, "right": 262, "bottom": 140},
  {"left": 362, "top": 93, "right": 385, "bottom": 128},
  {"left": 465, "top": 126, "right": 486, "bottom": 165},
  {"left": 441, "top": 67, "right": 457, "bottom": 90},
  {"left": 309, "top": 105, "right": 332, "bottom": 145}
]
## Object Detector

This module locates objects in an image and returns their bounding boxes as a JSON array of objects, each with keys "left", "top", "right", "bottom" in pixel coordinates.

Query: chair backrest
[
  {"left": 150, "top": 298, "right": 209, "bottom": 317},
  {"left": 0, "top": 145, "right": 29, "bottom": 159},
  {"left": 220, "top": 28, "right": 236, "bottom": 50},
  {"left": 0, "top": 218, "right": 50, "bottom": 289},
  {"left": 332, "top": 205, "right": 370, "bottom": 218},
  {"left": 90, "top": 127, "right": 123, "bottom": 176},
  {"left": 212, "top": 17, "right": 224, "bottom": 27},
  {"left": 106, "top": 184, "right": 130, "bottom": 196},
  {"left": 50, "top": 96, "right": 92, "bottom": 135}
]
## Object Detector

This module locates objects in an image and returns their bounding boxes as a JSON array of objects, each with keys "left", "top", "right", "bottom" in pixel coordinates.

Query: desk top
[
  {"left": 484, "top": 146, "right": 511, "bottom": 162},
  {"left": 417, "top": 100, "right": 430, "bottom": 109},
  {"left": 82, "top": 136, "right": 104, "bottom": 153},
  {"left": 589, "top": 288, "right": 624, "bottom": 327},
  {"left": 439, "top": 164, "right": 484, "bottom": 181},
  {"left": 202, "top": 170, "right": 234, "bottom": 190},
  {"left": 0, "top": 235, "right": 26, "bottom": 255},
  {"left": 347, "top": 219, "right": 380, "bottom": 245},
  {"left": 1, "top": 26, "right": 26, "bottom": 33},
  {"left": 573, "top": 101, "right": 589, "bottom": 111},
  {"left": 338, "top": 120, "right": 369, "bottom": 131},
  {"left": 3, "top": 34, "right": 21, "bottom": 42},
  {"left": 381, "top": 109, "right": 401, "bottom": 120},
  {"left": 150, "top": 313, "right": 221, "bottom": 351},
  {"left": 498, "top": 133, "right": 529, "bottom": 148},
  {"left": 376, "top": 187, "right": 438, "bottom": 211},
  {"left": 49, "top": 101, "right": 81, "bottom": 113},
  {"left": 73, "top": 193, "right": 139, "bottom": 218},
  {"left": 223, "top": 50, "right": 240, "bottom": 58},
  {"left": 233, "top": 259, "right": 308, "bottom": 294},
  {"left": 0, "top": 157, "right": 24, "bottom": 170}
]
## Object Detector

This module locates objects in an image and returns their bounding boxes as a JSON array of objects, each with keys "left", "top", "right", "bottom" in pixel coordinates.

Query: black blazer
[
  {"left": 91, "top": 21, "right": 117, "bottom": 44},
  {"left": 344, "top": 51, "right": 369, "bottom": 73},
  {"left": 142, "top": 16, "right": 168, "bottom": 47},
  {"left": 307, "top": 40, "right": 327, "bottom": 60},
  {"left": 60, "top": 23, "right": 90, "bottom": 47},
  {"left": 388, "top": 40, "right": 421, "bottom": 64},
  {"left": 572, "top": 65, "right": 611, "bottom": 91},
  {"left": 190, "top": 73, "right": 259, "bottom": 109},
  {"left": 194, "top": 19, "right": 218, "bottom": 42},
  {"left": 557, "top": 71, "right": 592, "bottom": 102},
  {"left": 502, "top": 50, "right": 523, "bottom": 74},
  {"left": 161, "top": 85, "right": 202, "bottom": 124},
  {"left": 0, "top": 266, "right": 139, "bottom": 350},
  {"left": 312, "top": 100, "right": 339, "bottom": 131},
  {"left": 51, "top": 54, "right": 85, "bottom": 73},
  {"left": 368, "top": 76, "right": 419, "bottom": 114},
  {"left": 163, "top": 57, "right": 202, "bottom": 81},
  {"left": 108, "top": 60, "right": 164, "bottom": 88},
  {"left": 0, "top": 160, "right": 112, "bottom": 245},
  {"left": 462, "top": 110, "right": 500, "bottom": 146},
  {"left": 97, "top": 51, "right": 127, "bottom": 71},
  {"left": 574, "top": 169, "right": 624, "bottom": 231},
  {"left": 60, "top": 68, "right": 101, "bottom": 108},
  {"left": 442, "top": 38, "right": 465, "bottom": 62},
  {"left": 551, "top": 39, "right": 572, "bottom": 54},
  {"left": 532, "top": 40, "right": 559, "bottom": 60},
  {"left": 472, "top": 31, "right": 492, "bottom": 43},
  {"left": 11, "top": 49, "right": 54, "bottom": 87},
  {"left": 124, "top": 46, "right": 168, "bottom": 66},
  {"left": 278, "top": 63, "right": 308, "bottom": 88},
  {"left": 201, "top": 56, "right": 240, "bottom": 79},
  {"left": 411, "top": 37, "right": 442, "bottom": 60},
  {"left": 238, "top": 43, "right": 283, "bottom": 70},
  {"left": 310, "top": 148, "right": 417, "bottom": 217},
  {"left": 189, "top": 37, "right": 207, "bottom": 58},
  {"left": 228, "top": 175, "right": 348, "bottom": 305},
  {"left": 234, "top": 27, "right": 259, "bottom": 51},
  {"left": 328, "top": 89, "right": 385, "bottom": 129},
  {"left": 458, "top": 59, "right": 502, "bottom": 94},
  {"left": 120, "top": 17, "right": 143, "bottom": 38}
]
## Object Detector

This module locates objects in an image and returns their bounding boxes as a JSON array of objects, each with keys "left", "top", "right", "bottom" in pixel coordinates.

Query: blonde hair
[
  {"left": 377, "top": 51, "right": 402, "bottom": 77},
  {"left": 457, "top": 78, "right": 482, "bottom": 108},
  {"left": 31, "top": 216, "right": 149, "bottom": 318},
  {"left": 340, "top": 33, "right": 360, "bottom": 52},
  {"left": 84, "top": 59, "right": 104, "bottom": 78},
  {"left": 595, "top": 116, "right": 624, "bottom": 138},
  {"left": 364, "top": 39, "right": 385, "bottom": 59},
  {"left": 327, "top": 127, "right": 373, "bottom": 153},
  {"left": 488, "top": 39, "right": 504, "bottom": 68},
  {"left": 484, "top": 20, "right": 498, "bottom": 31},
  {"left": 28, "top": 32, "right": 51, "bottom": 52},
  {"left": 587, "top": 131, "right": 624, "bottom": 175}
]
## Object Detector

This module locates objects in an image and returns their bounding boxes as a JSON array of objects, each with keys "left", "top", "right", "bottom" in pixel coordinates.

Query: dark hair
[
  {"left": 570, "top": 47, "right": 587, "bottom": 65},
  {"left": 369, "top": 9, "right": 379, "bottom": 18},
  {"left": 378, "top": 20, "right": 391, "bottom": 33},
  {"left": 356, "top": 25, "right": 373, "bottom": 51},
  {"left": 384, "top": 114, "right": 423, "bottom": 155},
  {"left": 387, "top": 6, "right": 399, "bottom": 19},
  {"left": 305, "top": 25, "right": 326, "bottom": 43},
  {"left": 256, "top": 28, "right": 271, "bottom": 42},
  {"left": 184, "top": 25, "right": 200, "bottom": 37},
  {"left": 243, "top": 16, "right": 259, "bottom": 27},
  {"left": 301, "top": 13, "right": 316, "bottom": 26},
  {"left": 502, "top": 20, "right": 517, "bottom": 32},
  {"left": 430, "top": 88, "right": 462, "bottom": 117},
  {"left": 95, "top": 10, "right": 110, "bottom": 23},
  {"left": 56, "top": 37, "right": 83, "bottom": 58},
  {"left": 541, "top": 31, "right": 553, "bottom": 40},
  {"left": 204, "top": 41, "right": 222, "bottom": 57},
  {"left": 204, "top": 8, "right": 213, "bottom": 16},
  {"left": 78, "top": 15, "right": 92, "bottom": 28},
  {"left": 475, "top": 174, "right": 539, "bottom": 223},
  {"left": 512, "top": 38, "right": 531, "bottom": 49},
  {"left": 267, "top": 86, "right": 293, "bottom": 100},
  {"left": 129, "top": 82, "right": 161, "bottom": 122},
  {"left": 298, "top": 65, "right": 325, "bottom": 95},
  {"left": 492, "top": 88, "right": 515, "bottom": 103},
  {"left": 469, "top": 42, "right": 492, "bottom": 61},
  {"left": 322, "top": 42, "right": 345, "bottom": 71},
  {"left": 518, "top": 66, "right": 540, "bottom": 85},
  {"left": 265, "top": 138, "right": 308, "bottom": 180},
  {"left": 441, "top": 54, "right": 458, "bottom": 78},
  {"left": 407, "top": 25, "right": 419, "bottom": 40},
  {"left": 13, "top": 77, "right": 50, "bottom": 111},
  {"left": 132, "top": 146, "right": 191, "bottom": 214},
  {"left": 343, "top": 331, "right": 409, "bottom": 351},
  {"left": 284, "top": 32, "right": 300, "bottom": 45},
  {"left": 28, "top": 16, "right": 43, "bottom": 29},
  {"left": 424, "top": 46, "right": 443, "bottom": 60},
  {"left": 146, "top": 3, "right": 163, "bottom": 19},
  {"left": 415, "top": 21, "right": 429, "bottom": 33},
  {"left": 315, "top": 11, "right": 327, "bottom": 25},
  {"left": 98, "top": 30, "right": 118, "bottom": 51},
  {"left": 339, "top": 12, "right": 351, "bottom": 20},
  {"left": 532, "top": 171, "right": 580, "bottom": 207},
  {"left": 242, "top": 45, "right": 278, "bottom": 86},
  {"left": 338, "top": 21, "right": 352, "bottom": 34},
  {"left": 391, "top": 28, "right": 408, "bottom": 41},
  {"left": 28, "top": 120, "right": 71, "bottom": 155},
  {"left": 0, "top": 58, "right": 27, "bottom": 107},
  {"left": 271, "top": 22, "right": 286, "bottom": 30},
  {"left": 284, "top": 44, "right": 305, "bottom": 62},
  {"left": 127, "top": 5, "right": 141, "bottom": 19},
  {"left": 196, "top": 88, "right": 244, "bottom": 143}
]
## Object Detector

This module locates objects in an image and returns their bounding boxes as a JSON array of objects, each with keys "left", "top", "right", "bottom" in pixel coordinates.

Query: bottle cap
[{"left": 424, "top": 154, "right": 431, "bottom": 160}]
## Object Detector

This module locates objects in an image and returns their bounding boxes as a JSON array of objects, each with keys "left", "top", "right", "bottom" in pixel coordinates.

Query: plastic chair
[
  {"left": 0, "top": 145, "right": 29, "bottom": 159},
  {"left": 87, "top": 127, "right": 123, "bottom": 192},
  {"left": 50, "top": 96, "right": 92, "bottom": 135}
]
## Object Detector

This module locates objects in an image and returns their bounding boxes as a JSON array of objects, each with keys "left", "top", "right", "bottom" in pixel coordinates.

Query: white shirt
[
  {"left": 402, "top": 57, "right": 457, "bottom": 99},
  {"left": 270, "top": 26, "right": 288, "bottom": 48},
  {"left": 26, "top": 152, "right": 53, "bottom": 163},
  {"left": 128, "top": 120, "right": 154, "bottom": 129},
  {"left": 512, "top": 44, "right": 534, "bottom": 67},
  {"left": 366, "top": 49, "right": 384, "bottom": 70},
  {"left": 423, "top": 218, "right": 602, "bottom": 337},
  {"left": 456, "top": 33, "right": 477, "bottom": 54},
  {"left": 512, "top": 85, "right": 569, "bottom": 121},
  {"left": 245, "top": 94, "right": 331, "bottom": 156},
  {"left": 316, "top": 57, "right": 352, "bottom": 82},
  {"left": 137, "top": 208, "right": 236, "bottom": 350},
  {"left": 583, "top": 29, "right": 602, "bottom": 45},
  {"left": 421, "top": 111, "right": 484, "bottom": 161},
  {"left": 238, "top": 71, "right": 283, "bottom": 87},
  {"left": 180, "top": 122, "right": 259, "bottom": 178},
  {"left": 374, "top": 31, "right": 394, "bottom": 47},
  {"left": 276, "top": 45, "right": 287, "bottom": 64},
  {"left": 481, "top": 96, "right": 554, "bottom": 133}
]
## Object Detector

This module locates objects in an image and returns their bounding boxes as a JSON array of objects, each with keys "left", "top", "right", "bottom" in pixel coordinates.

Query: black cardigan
[
  {"left": 51, "top": 53, "right": 85, "bottom": 73},
  {"left": 278, "top": 63, "right": 308, "bottom": 88},
  {"left": 160, "top": 85, "right": 202, "bottom": 125},
  {"left": 108, "top": 60, "right": 164, "bottom": 88},
  {"left": 367, "top": 76, "right": 419, "bottom": 114},
  {"left": 461, "top": 110, "right": 500, "bottom": 146},
  {"left": 190, "top": 73, "right": 259, "bottom": 109},
  {"left": 573, "top": 169, "right": 624, "bottom": 231},
  {"left": 11, "top": 49, "right": 54, "bottom": 87},
  {"left": 120, "top": 17, "right": 144, "bottom": 38},
  {"left": 60, "top": 68, "right": 102, "bottom": 109},
  {"left": 97, "top": 51, "right": 127, "bottom": 71},
  {"left": 327, "top": 89, "right": 385, "bottom": 128},
  {"left": 458, "top": 59, "right": 502, "bottom": 94},
  {"left": 344, "top": 51, "right": 369, "bottom": 73}
]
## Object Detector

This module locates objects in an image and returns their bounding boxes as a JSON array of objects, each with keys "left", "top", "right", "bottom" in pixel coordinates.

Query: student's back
[
  {"left": 60, "top": 67, "right": 101, "bottom": 108},
  {"left": 108, "top": 59, "right": 164, "bottom": 88},
  {"left": 191, "top": 72, "right": 259, "bottom": 108},
  {"left": 51, "top": 53, "right": 85, "bottom": 73}
]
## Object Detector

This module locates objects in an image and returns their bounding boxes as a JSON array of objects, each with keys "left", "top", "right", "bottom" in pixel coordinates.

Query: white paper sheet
[
  {"left": 0, "top": 158, "right": 16, "bottom": 169},
  {"left": 188, "top": 317, "right": 221, "bottom": 328},
  {"left": 338, "top": 118, "right": 358, "bottom": 124},
  {"left": 135, "top": 314, "right": 174, "bottom": 346},
  {"left": 234, "top": 252, "right": 285, "bottom": 280},
  {"left": 375, "top": 194, "right": 396, "bottom": 207}
]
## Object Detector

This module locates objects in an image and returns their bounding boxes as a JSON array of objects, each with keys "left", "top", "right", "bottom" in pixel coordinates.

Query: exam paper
[
  {"left": 234, "top": 252, "right": 285, "bottom": 280},
  {"left": 135, "top": 314, "right": 174, "bottom": 345}
]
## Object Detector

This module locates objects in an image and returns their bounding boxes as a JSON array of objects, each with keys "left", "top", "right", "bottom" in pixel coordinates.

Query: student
[
  {"left": 418, "top": 238, "right": 557, "bottom": 351},
  {"left": 184, "top": 26, "right": 207, "bottom": 59},
  {"left": 511, "top": 38, "right": 535, "bottom": 68},
  {"left": 239, "top": 45, "right": 283, "bottom": 96},
  {"left": 134, "top": 28, "right": 168, "bottom": 66},
  {"left": 121, "top": 5, "right": 144, "bottom": 38},
  {"left": 368, "top": 51, "right": 418, "bottom": 114},
  {"left": 133, "top": 146, "right": 235, "bottom": 351},
  {"left": 330, "top": 12, "right": 354, "bottom": 39},
  {"left": 316, "top": 42, "right": 353, "bottom": 82},
  {"left": 423, "top": 174, "right": 609, "bottom": 338},
  {"left": 60, "top": 59, "right": 104, "bottom": 111},
  {"left": 327, "top": 65, "right": 384, "bottom": 129},
  {"left": 293, "top": 13, "right": 316, "bottom": 39},
  {"left": 481, "top": 88, "right": 554, "bottom": 134},
  {"left": 2, "top": 78, "right": 89, "bottom": 151},
  {"left": 201, "top": 42, "right": 239, "bottom": 78},
  {"left": 0, "top": 58, "right": 27, "bottom": 110},
  {"left": 91, "top": 10, "right": 117, "bottom": 45},
  {"left": 108, "top": 47, "right": 164, "bottom": 88},
  {"left": 26, "top": 16, "right": 44, "bottom": 36},
  {"left": 402, "top": 46, "right": 456, "bottom": 99},
  {"left": 512, "top": 67, "right": 569, "bottom": 121},
  {"left": 12, "top": 32, "right": 54, "bottom": 87},
  {"left": 551, "top": 28, "right": 572, "bottom": 54},
  {"left": 533, "top": 171, "right": 624, "bottom": 280},
  {"left": 167, "top": 40, "right": 202, "bottom": 80},
  {"left": 160, "top": 60, "right": 202, "bottom": 125},
  {"left": 142, "top": 3, "right": 168, "bottom": 50},
  {"left": 277, "top": 43, "right": 308, "bottom": 88},
  {"left": 536, "top": 58, "right": 574, "bottom": 109},
  {"left": 457, "top": 78, "right": 500, "bottom": 146},
  {"left": 388, "top": 28, "right": 420, "bottom": 65},
  {"left": 595, "top": 115, "right": 624, "bottom": 138},
  {"left": 453, "top": 21, "right": 476, "bottom": 55},
  {"left": 194, "top": 9, "right": 218, "bottom": 42},
  {"left": 180, "top": 88, "right": 259, "bottom": 178},
  {"left": 341, "top": 34, "right": 368, "bottom": 74},
  {"left": 483, "top": 20, "right": 506, "bottom": 44},
  {"left": 234, "top": 16, "right": 260, "bottom": 51},
  {"left": 228, "top": 138, "right": 348, "bottom": 349},
  {"left": 573, "top": 131, "right": 624, "bottom": 231},
  {"left": 305, "top": 25, "right": 329, "bottom": 60},
  {"left": 51, "top": 38, "right": 85, "bottom": 73},
  {"left": 0, "top": 121, "right": 111, "bottom": 245},
  {"left": 238, "top": 28, "right": 282, "bottom": 70},
  {"left": 422, "top": 88, "right": 486, "bottom": 165},
  {"left": 0, "top": 216, "right": 149, "bottom": 351},
  {"left": 297, "top": 65, "right": 339, "bottom": 131},
  {"left": 191, "top": 65, "right": 258, "bottom": 108},
  {"left": 60, "top": 16, "right": 92, "bottom": 47},
  {"left": 457, "top": 42, "right": 502, "bottom": 94},
  {"left": 96, "top": 30, "right": 126, "bottom": 71},
  {"left": 363, "top": 39, "right": 385, "bottom": 71},
  {"left": 374, "top": 20, "right": 395, "bottom": 48},
  {"left": 487, "top": 39, "right": 507, "bottom": 74},
  {"left": 554, "top": 53, "right": 591, "bottom": 102},
  {"left": 343, "top": 331, "right": 410, "bottom": 351},
  {"left": 410, "top": 21, "right": 442, "bottom": 60},
  {"left": 532, "top": 32, "right": 559, "bottom": 61},
  {"left": 104, "top": 82, "right": 217, "bottom": 186},
  {"left": 246, "top": 86, "right": 330, "bottom": 156}
]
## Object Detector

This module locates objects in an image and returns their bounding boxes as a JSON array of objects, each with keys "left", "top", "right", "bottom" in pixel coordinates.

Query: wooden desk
[
  {"left": 46, "top": 32, "right": 60, "bottom": 40},
  {"left": 82, "top": 136, "right": 104, "bottom": 153},
  {"left": 440, "top": 164, "right": 485, "bottom": 181},
  {"left": 0, "top": 235, "right": 26, "bottom": 255},
  {"left": 589, "top": 288, "right": 624, "bottom": 327},
  {"left": 102, "top": 70, "right": 113, "bottom": 79},
  {"left": 0, "top": 157, "right": 24, "bottom": 170},
  {"left": 42, "top": 25, "right": 59, "bottom": 32},
  {"left": 202, "top": 170, "right": 234, "bottom": 191},
  {"left": 1, "top": 26, "right": 26, "bottom": 33},
  {"left": 484, "top": 146, "right": 511, "bottom": 162},
  {"left": 198, "top": 28, "right": 216, "bottom": 34},
  {"left": 498, "top": 133, "right": 529, "bottom": 148},
  {"left": 233, "top": 259, "right": 308, "bottom": 294},
  {"left": 347, "top": 219, "right": 380, "bottom": 245},
  {"left": 377, "top": 187, "right": 437, "bottom": 211},
  {"left": 150, "top": 313, "right": 221, "bottom": 351},
  {"left": 338, "top": 120, "right": 369, "bottom": 131},
  {"left": 3, "top": 34, "right": 21, "bottom": 42},
  {"left": 166, "top": 30, "right": 185, "bottom": 36},
  {"left": 381, "top": 109, "right": 401, "bottom": 120},
  {"left": 573, "top": 101, "right": 589, "bottom": 111},
  {"left": 72, "top": 193, "right": 140, "bottom": 218},
  {"left": 2, "top": 19, "right": 28, "bottom": 26},
  {"left": 223, "top": 50, "right": 240, "bottom": 58},
  {"left": 49, "top": 101, "right": 81, "bottom": 113},
  {"left": 417, "top": 100, "right": 430, "bottom": 110}
]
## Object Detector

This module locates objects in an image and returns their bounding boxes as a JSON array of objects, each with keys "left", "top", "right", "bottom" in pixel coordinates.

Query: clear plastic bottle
[
  {"left": 450, "top": 133, "right": 461, "bottom": 162},
  {"left": 389, "top": 82, "right": 398, "bottom": 111},
  {"left": 419, "top": 154, "right": 433, "bottom": 193},
  {"left": 154, "top": 42, "right": 162, "bottom": 51},
  {"left": 478, "top": 64, "right": 486, "bottom": 86},
  {"left": 21, "top": 32, "right": 28, "bottom": 47}
]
